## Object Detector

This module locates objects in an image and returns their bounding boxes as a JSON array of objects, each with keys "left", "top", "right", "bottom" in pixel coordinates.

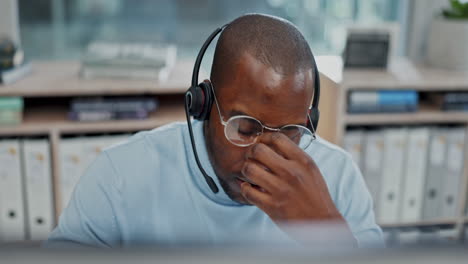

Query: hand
[{"left": 240, "top": 132, "right": 343, "bottom": 222}]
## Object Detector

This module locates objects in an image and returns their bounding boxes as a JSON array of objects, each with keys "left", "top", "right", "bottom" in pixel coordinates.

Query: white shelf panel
[
  {"left": 0, "top": 60, "right": 197, "bottom": 97},
  {"left": 319, "top": 56, "right": 468, "bottom": 91}
]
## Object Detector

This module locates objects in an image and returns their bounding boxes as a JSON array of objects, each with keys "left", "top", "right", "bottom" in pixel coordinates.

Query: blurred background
[
  {"left": 1, "top": 0, "right": 468, "bottom": 252},
  {"left": 17, "top": 0, "right": 405, "bottom": 60}
]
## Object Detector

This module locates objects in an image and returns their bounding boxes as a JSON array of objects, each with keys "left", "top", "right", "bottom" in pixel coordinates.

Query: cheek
[{"left": 211, "top": 121, "right": 248, "bottom": 173}]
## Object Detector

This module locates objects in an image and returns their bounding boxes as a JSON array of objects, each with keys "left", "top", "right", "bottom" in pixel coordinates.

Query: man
[{"left": 46, "top": 14, "right": 383, "bottom": 248}]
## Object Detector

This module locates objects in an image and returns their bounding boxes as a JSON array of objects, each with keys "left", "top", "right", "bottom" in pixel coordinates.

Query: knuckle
[
  {"left": 300, "top": 155, "right": 312, "bottom": 166},
  {"left": 272, "top": 132, "right": 282, "bottom": 141},
  {"left": 273, "top": 199, "right": 287, "bottom": 211},
  {"left": 278, "top": 186, "right": 291, "bottom": 199},
  {"left": 242, "top": 162, "right": 253, "bottom": 176},
  {"left": 241, "top": 184, "right": 251, "bottom": 196},
  {"left": 289, "top": 167, "right": 303, "bottom": 182},
  {"left": 272, "top": 132, "right": 286, "bottom": 145},
  {"left": 305, "top": 158, "right": 316, "bottom": 169},
  {"left": 252, "top": 143, "right": 266, "bottom": 157}
]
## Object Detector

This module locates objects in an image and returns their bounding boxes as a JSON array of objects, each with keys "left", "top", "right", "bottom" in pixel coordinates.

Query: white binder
[
  {"left": 422, "top": 128, "right": 448, "bottom": 220},
  {"left": 440, "top": 128, "right": 465, "bottom": 218},
  {"left": 343, "top": 130, "right": 364, "bottom": 169},
  {"left": 400, "top": 128, "right": 430, "bottom": 222},
  {"left": 22, "top": 139, "right": 54, "bottom": 241},
  {"left": 58, "top": 137, "right": 86, "bottom": 212},
  {"left": 0, "top": 139, "right": 26, "bottom": 241},
  {"left": 362, "top": 130, "right": 384, "bottom": 217},
  {"left": 378, "top": 128, "right": 408, "bottom": 224}
]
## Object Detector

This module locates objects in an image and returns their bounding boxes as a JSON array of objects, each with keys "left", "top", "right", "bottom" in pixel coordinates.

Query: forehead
[{"left": 215, "top": 53, "right": 314, "bottom": 127}]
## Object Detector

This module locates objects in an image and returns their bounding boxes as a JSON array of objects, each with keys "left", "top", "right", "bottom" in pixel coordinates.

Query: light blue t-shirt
[{"left": 46, "top": 120, "right": 383, "bottom": 248}]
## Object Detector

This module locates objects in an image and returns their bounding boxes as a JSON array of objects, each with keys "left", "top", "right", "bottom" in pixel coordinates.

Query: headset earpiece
[
  {"left": 185, "top": 86, "right": 204, "bottom": 119},
  {"left": 185, "top": 81, "right": 213, "bottom": 121},
  {"left": 197, "top": 81, "right": 214, "bottom": 121}
]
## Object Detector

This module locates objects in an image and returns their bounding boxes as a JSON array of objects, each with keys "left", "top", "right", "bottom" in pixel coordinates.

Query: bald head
[{"left": 210, "top": 14, "right": 315, "bottom": 89}]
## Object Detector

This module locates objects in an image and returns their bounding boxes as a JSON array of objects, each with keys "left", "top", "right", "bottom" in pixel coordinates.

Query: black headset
[{"left": 184, "top": 23, "right": 321, "bottom": 194}]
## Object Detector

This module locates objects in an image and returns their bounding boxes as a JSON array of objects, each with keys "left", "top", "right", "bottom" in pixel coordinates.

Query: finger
[
  {"left": 241, "top": 160, "right": 282, "bottom": 193},
  {"left": 259, "top": 132, "right": 306, "bottom": 161},
  {"left": 240, "top": 182, "right": 273, "bottom": 211},
  {"left": 245, "top": 143, "right": 289, "bottom": 175}
]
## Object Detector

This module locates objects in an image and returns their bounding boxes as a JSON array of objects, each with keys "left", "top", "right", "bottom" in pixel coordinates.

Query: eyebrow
[{"left": 228, "top": 109, "right": 307, "bottom": 127}]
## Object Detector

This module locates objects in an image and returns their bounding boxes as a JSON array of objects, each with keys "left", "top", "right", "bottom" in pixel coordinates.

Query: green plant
[{"left": 442, "top": 0, "right": 468, "bottom": 19}]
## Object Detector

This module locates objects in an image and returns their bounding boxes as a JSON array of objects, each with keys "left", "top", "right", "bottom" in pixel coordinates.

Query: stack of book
[
  {"left": 0, "top": 97, "right": 23, "bottom": 125},
  {"left": 80, "top": 42, "right": 177, "bottom": 82},
  {"left": 68, "top": 97, "right": 158, "bottom": 122},
  {"left": 0, "top": 38, "right": 31, "bottom": 85},
  {"left": 442, "top": 92, "right": 468, "bottom": 111},
  {"left": 348, "top": 90, "right": 418, "bottom": 113}
]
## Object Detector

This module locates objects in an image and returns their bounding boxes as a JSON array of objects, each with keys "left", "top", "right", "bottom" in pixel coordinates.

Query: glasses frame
[{"left": 210, "top": 84, "right": 317, "bottom": 148}]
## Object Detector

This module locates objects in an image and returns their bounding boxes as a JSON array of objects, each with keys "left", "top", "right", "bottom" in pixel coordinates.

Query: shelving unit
[
  {"left": 319, "top": 56, "right": 468, "bottom": 242},
  {"left": 0, "top": 61, "right": 191, "bottom": 97},
  {"left": 0, "top": 61, "right": 193, "bottom": 222},
  {"left": 0, "top": 102, "right": 185, "bottom": 136}
]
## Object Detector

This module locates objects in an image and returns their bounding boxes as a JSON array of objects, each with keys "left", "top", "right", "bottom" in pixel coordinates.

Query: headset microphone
[{"left": 185, "top": 23, "right": 321, "bottom": 194}]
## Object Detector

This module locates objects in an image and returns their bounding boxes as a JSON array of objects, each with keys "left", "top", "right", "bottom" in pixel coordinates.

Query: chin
[{"left": 218, "top": 175, "right": 253, "bottom": 205}]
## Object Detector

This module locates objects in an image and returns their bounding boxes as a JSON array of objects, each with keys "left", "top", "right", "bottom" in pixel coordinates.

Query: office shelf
[
  {"left": 0, "top": 60, "right": 195, "bottom": 97},
  {"left": 0, "top": 102, "right": 185, "bottom": 136},
  {"left": 345, "top": 110, "right": 468, "bottom": 126}
]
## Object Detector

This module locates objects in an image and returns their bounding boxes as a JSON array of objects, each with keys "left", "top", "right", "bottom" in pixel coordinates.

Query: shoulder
[
  {"left": 95, "top": 122, "right": 188, "bottom": 187},
  {"left": 103, "top": 121, "right": 187, "bottom": 160}
]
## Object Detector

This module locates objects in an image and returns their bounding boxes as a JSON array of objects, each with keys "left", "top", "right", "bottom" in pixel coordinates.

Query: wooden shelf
[
  {"left": 345, "top": 110, "right": 468, "bottom": 126},
  {"left": 338, "top": 58, "right": 468, "bottom": 91},
  {"left": 379, "top": 219, "right": 459, "bottom": 229},
  {"left": 0, "top": 103, "right": 185, "bottom": 136},
  {"left": 0, "top": 60, "right": 201, "bottom": 97}
]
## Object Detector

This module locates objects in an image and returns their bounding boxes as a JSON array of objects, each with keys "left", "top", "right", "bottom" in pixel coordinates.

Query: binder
[
  {"left": 400, "top": 128, "right": 430, "bottom": 222},
  {"left": 422, "top": 128, "right": 448, "bottom": 220},
  {"left": 378, "top": 128, "right": 407, "bottom": 224},
  {"left": 0, "top": 139, "right": 26, "bottom": 241},
  {"left": 58, "top": 137, "right": 86, "bottom": 212},
  {"left": 440, "top": 128, "right": 465, "bottom": 218},
  {"left": 22, "top": 139, "right": 54, "bottom": 240},
  {"left": 343, "top": 130, "right": 364, "bottom": 169},
  {"left": 362, "top": 130, "right": 384, "bottom": 217}
]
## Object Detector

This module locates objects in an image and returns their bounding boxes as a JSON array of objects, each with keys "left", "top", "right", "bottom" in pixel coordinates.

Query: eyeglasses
[{"left": 211, "top": 86, "right": 316, "bottom": 150}]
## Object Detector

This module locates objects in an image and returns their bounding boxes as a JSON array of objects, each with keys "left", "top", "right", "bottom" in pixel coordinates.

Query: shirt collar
[{"left": 184, "top": 119, "right": 244, "bottom": 206}]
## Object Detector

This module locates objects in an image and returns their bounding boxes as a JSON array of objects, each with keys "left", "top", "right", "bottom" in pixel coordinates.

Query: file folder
[
  {"left": 22, "top": 139, "right": 54, "bottom": 241},
  {"left": 343, "top": 130, "right": 364, "bottom": 170},
  {"left": 378, "top": 128, "right": 407, "bottom": 224},
  {"left": 400, "top": 128, "right": 430, "bottom": 222},
  {"left": 440, "top": 128, "right": 465, "bottom": 218},
  {"left": 362, "top": 130, "right": 384, "bottom": 217},
  {"left": 0, "top": 139, "right": 26, "bottom": 241},
  {"left": 422, "top": 128, "right": 448, "bottom": 220}
]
